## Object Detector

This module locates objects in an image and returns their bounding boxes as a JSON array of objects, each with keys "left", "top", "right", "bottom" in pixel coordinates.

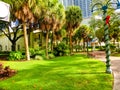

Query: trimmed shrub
[
  {"left": 29, "top": 48, "right": 45, "bottom": 58},
  {"left": 53, "top": 42, "right": 69, "bottom": 56},
  {"left": 35, "top": 55, "right": 44, "bottom": 60},
  {"left": 48, "top": 53, "right": 55, "bottom": 59},
  {"left": 8, "top": 51, "right": 23, "bottom": 61}
]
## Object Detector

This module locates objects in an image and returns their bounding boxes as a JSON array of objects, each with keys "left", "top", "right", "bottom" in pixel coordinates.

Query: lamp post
[{"left": 92, "top": 0, "right": 120, "bottom": 73}]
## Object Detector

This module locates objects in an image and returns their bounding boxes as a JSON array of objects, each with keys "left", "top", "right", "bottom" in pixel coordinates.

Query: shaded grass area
[
  {"left": 0, "top": 54, "right": 113, "bottom": 90},
  {"left": 111, "top": 52, "right": 120, "bottom": 57}
]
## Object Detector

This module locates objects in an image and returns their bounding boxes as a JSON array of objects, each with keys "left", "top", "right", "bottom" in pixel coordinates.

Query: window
[{"left": 5, "top": 45, "right": 7, "bottom": 51}]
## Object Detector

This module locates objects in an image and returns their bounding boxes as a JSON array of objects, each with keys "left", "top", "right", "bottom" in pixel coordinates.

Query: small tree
[
  {"left": 0, "top": 21, "right": 23, "bottom": 51},
  {"left": 95, "top": 28, "right": 104, "bottom": 48},
  {"left": 109, "top": 16, "right": 120, "bottom": 45},
  {"left": 77, "top": 25, "right": 90, "bottom": 51}
]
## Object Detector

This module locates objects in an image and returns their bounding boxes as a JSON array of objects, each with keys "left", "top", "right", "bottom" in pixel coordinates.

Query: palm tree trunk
[
  {"left": 86, "top": 38, "right": 89, "bottom": 56},
  {"left": 23, "top": 22, "right": 30, "bottom": 60},
  {"left": 70, "top": 31, "right": 72, "bottom": 55},
  {"left": 78, "top": 40, "right": 81, "bottom": 51},
  {"left": 51, "top": 30, "right": 54, "bottom": 52},
  {"left": 99, "top": 41, "right": 102, "bottom": 50},
  {"left": 29, "top": 32, "right": 33, "bottom": 48},
  {"left": 46, "top": 32, "right": 49, "bottom": 59},
  {"left": 83, "top": 39, "right": 85, "bottom": 52}
]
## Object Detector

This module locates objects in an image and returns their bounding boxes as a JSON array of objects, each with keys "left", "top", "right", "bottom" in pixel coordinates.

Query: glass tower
[{"left": 59, "top": 0, "right": 92, "bottom": 18}]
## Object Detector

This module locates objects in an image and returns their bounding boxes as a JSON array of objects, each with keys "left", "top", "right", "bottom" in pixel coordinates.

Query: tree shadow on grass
[{"left": 0, "top": 54, "right": 112, "bottom": 90}]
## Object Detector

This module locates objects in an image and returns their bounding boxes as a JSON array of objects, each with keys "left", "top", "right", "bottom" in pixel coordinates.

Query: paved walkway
[{"left": 91, "top": 51, "right": 120, "bottom": 90}]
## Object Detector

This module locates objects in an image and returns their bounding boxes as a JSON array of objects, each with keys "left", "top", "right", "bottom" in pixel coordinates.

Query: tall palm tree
[
  {"left": 3, "top": 0, "right": 41, "bottom": 60},
  {"left": 39, "top": 0, "right": 65, "bottom": 59},
  {"left": 14, "top": 2, "right": 35, "bottom": 61},
  {"left": 65, "top": 6, "right": 82, "bottom": 54},
  {"left": 51, "top": 2, "right": 65, "bottom": 52}
]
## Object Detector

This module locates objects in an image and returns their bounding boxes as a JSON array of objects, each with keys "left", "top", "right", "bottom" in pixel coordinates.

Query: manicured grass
[{"left": 0, "top": 54, "right": 113, "bottom": 90}]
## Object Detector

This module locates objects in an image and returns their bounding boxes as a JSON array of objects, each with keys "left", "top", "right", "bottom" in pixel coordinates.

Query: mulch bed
[{"left": 88, "top": 51, "right": 105, "bottom": 58}]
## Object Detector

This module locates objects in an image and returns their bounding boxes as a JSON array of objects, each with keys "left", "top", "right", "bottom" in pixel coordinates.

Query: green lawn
[{"left": 0, "top": 54, "right": 113, "bottom": 90}]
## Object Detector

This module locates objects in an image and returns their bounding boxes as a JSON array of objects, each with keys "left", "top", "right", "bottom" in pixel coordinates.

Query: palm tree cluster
[{"left": 0, "top": 0, "right": 84, "bottom": 60}]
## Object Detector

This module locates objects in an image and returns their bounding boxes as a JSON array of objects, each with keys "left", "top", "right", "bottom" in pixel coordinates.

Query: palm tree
[
  {"left": 51, "top": 3, "right": 65, "bottom": 52},
  {"left": 3, "top": 0, "right": 41, "bottom": 60},
  {"left": 14, "top": 2, "right": 35, "bottom": 61},
  {"left": 65, "top": 6, "right": 82, "bottom": 54},
  {"left": 39, "top": 0, "right": 65, "bottom": 59}
]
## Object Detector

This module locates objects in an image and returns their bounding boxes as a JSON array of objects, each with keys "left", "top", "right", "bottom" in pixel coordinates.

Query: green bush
[
  {"left": 53, "top": 42, "right": 69, "bottom": 56},
  {"left": 110, "top": 44, "right": 116, "bottom": 49},
  {"left": 35, "top": 55, "right": 44, "bottom": 60},
  {"left": 116, "top": 48, "right": 120, "bottom": 53},
  {"left": 110, "top": 44, "right": 116, "bottom": 53},
  {"left": 29, "top": 48, "right": 45, "bottom": 58},
  {"left": 36, "top": 49, "right": 45, "bottom": 55},
  {"left": 48, "top": 53, "right": 55, "bottom": 59},
  {"left": 29, "top": 48, "right": 35, "bottom": 57},
  {"left": 8, "top": 51, "right": 23, "bottom": 61},
  {"left": 96, "top": 46, "right": 105, "bottom": 51},
  {"left": 73, "top": 45, "right": 82, "bottom": 52}
]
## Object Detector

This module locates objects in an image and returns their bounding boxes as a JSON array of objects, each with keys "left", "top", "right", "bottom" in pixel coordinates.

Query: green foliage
[
  {"left": 73, "top": 45, "right": 82, "bottom": 51},
  {"left": 29, "top": 48, "right": 46, "bottom": 58},
  {"left": 109, "top": 15, "right": 120, "bottom": 41},
  {"left": 99, "top": 46, "right": 105, "bottom": 51},
  {"left": 8, "top": 51, "right": 23, "bottom": 61},
  {"left": 48, "top": 53, "right": 55, "bottom": 59},
  {"left": 109, "top": 44, "right": 116, "bottom": 53},
  {"left": 95, "top": 28, "right": 104, "bottom": 42},
  {"left": 66, "top": 6, "right": 82, "bottom": 28},
  {"left": 35, "top": 55, "right": 44, "bottom": 60},
  {"left": 36, "top": 49, "right": 45, "bottom": 56},
  {"left": 53, "top": 42, "right": 69, "bottom": 56},
  {"left": 75, "top": 25, "right": 91, "bottom": 40},
  {"left": 89, "top": 16, "right": 104, "bottom": 29},
  {"left": 29, "top": 48, "right": 36, "bottom": 57},
  {"left": 110, "top": 44, "right": 116, "bottom": 49},
  {"left": 116, "top": 48, "right": 120, "bottom": 53}
]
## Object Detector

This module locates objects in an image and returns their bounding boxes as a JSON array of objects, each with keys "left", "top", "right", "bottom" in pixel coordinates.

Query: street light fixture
[{"left": 92, "top": 0, "right": 120, "bottom": 74}]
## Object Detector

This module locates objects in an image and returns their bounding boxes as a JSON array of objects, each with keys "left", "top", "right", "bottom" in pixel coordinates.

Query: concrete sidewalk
[{"left": 92, "top": 51, "right": 120, "bottom": 90}]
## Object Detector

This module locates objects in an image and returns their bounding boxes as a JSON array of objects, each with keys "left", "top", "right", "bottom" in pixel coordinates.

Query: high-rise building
[
  {"left": 75, "top": 0, "right": 92, "bottom": 18},
  {"left": 59, "top": 0, "right": 92, "bottom": 18},
  {"left": 59, "top": 0, "right": 74, "bottom": 8},
  {"left": 68, "top": 0, "right": 74, "bottom": 6}
]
